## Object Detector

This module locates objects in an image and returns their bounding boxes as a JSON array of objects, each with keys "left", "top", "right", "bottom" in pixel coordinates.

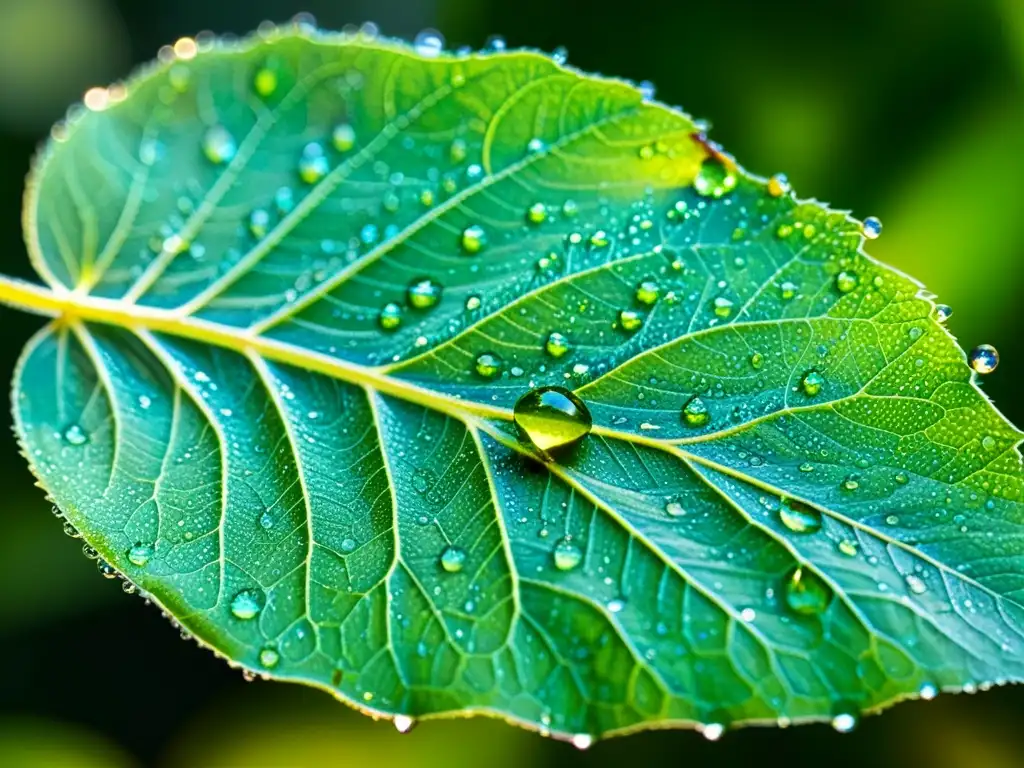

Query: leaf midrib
[{"left": 5, "top": 275, "right": 1016, "bottom": 622}]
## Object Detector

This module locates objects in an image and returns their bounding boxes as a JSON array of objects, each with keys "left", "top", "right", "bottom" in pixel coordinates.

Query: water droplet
[
  {"left": 393, "top": 714, "right": 416, "bottom": 733},
  {"left": 514, "top": 386, "right": 593, "bottom": 453},
  {"left": 439, "top": 545, "right": 467, "bottom": 573},
  {"left": 831, "top": 708, "right": 858, "bottom": 733},
  {"left": 838, "top": 539, "right": 858, "bottom": 557},
  {"left": 249, "top": 209, "right": 271, "bottom": 239},
  {"left": 767, "top": 173, "right": 790, "bottom": 197},
  {"left": 545, "top": 332, "right": 571, "bottom": 358},
  {"left": 780, "top": 281, "right": 798, "bottom": 300},
  {"left": 562, "top": 199, "right": 579, "bottom": 217},
  {"left": 681, "top": 396, "right": 710, "bottom": 428},
  {"left": 607, "top": 598, "right": 625, "bottom": 613},
  {"left": 785, "top": 566, "right": 832, "bottom": 615},
  {"left": 750, "top": 352, "right": 764, "bottom": 369},
  {"left": 800, "top": 371, "right": 824, "bottom": 396},
  {"left": 231, "top": 589, "right": 263, "bottom": 620},
  {"left": 619, "top": 309, "right": 644, "bottom": 332},
  {"left": 694, "top": 158, "right": 737, "bottom": 198},
  {"left": 299, "top": 142, "right": 329, "bottom": 184},
  {"left": 275, "top": 187, "right": 295, "bottom": 215},
  {"left": 553, "top": 539, "right": 583, "bottom": 571},
  {"left": 835, "top": 271, "right": 858, "bottom": 293},
  {"left": 259, "top": 511, "right": 274, "bottom": 529},
  {"left": 665, "top": 502, "right": 686, "bottom": 517},
  {"left": 982, "top": 435, "right": 997, "bottom": 451},
  {"left": 841, "top": 474, "right": 860, "bottom": 491},
  {"left": 413, "top": 29, "right": 445, "bottom": 57},
  {"left": 128, "top": 544, "right": 153, "bottom": 567},
  {"left": 589, "top": 230, "right": 609, "bottom": 248},
  {"left": 552, "top": 46, "right": 568, "bottom": 65},
  {"left": 862, "top": 217, "right": 883, "bottom": 239},
  {"left": 969, "top": 344, "right": 998, "bottom": 374},
  {"left": 259, "top": 647, "right": 280, "bottom": 668},
  {"left": 379, "top": 302, "right": 403, "bottom": 330},
  {"left": 340, "top": 537, "right": 357, "bottom": 553},
  {"left": 904, "top": 574, "right": 927, "bottom": 595},
  {"left": 465, "top": 295, "right": 482, "bottom": 311},
  {"left": 202, "top": 126, "right": 237, "bottom": 164},
  {"left": 919, "top": 682, "right": 938, "bottom": 700},
  {"left": 638, "top": 80, "right": 655, "bottom": 101},
  {"left": 894, "top": 472, "right": 909, "bottom": 484},
  {"left": 527, "top": 138, "right": 546, "bottom": 154},
  {"left": 635, "top": 279, "right": 659, "bottom": 305},
  {"left": 332, "top": 123, "right": 356, "bottom": 152},
  {"left": 713, "top": 296, "right": 734, "bottom": 318},
  {"left": 934, "top": 304, "right": 952, "bottom": 323},
  {"left": 779, "top": 499, "right": 822, "bottom": 534},
  {"left": 460, "top": 224, "right": 487, "bottom": 254},
  {"left": 526, "top": 202, "right": 547, "bottom": 224},
  {"left": 63, "top": 424, "right": 88, "bottom": 446},
  {"left": 571, "top": 734, "right": 593, "bottom": 750},
  {"left": 407, "top": 278, "right": 442, "bottom": 309},
  {"left": 253, "top": 66, "right": 278, "bottom": 97},
  {"left": 702, "top": 723, "right": 725, "bottom": 741},
  {"left": 475, "top": 352, "right": 502, "bottom": 379}
]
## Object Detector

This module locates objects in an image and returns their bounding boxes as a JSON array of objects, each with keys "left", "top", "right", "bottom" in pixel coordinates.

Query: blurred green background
[{"left": 0, "top": 0, "right": 1022, "bottom": 765}]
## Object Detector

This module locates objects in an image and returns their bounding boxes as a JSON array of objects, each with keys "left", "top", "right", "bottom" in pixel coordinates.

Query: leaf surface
[{"left": 8, "top": 27, "right": 1024, "bottom": 742}]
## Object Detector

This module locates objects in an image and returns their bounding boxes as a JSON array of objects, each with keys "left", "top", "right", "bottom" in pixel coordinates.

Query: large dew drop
[
  {"left": 545, "top": 331, "right": 571, "bottom": 358},
  {"left": 784, "top": 566, "right": 832, "bottom": 615},
  {"left": 694, "top": 158, "right": 737, "bottom": 198},
  {"left": 969, "top": 344, "right": 999, "bottom": 374},
  {"left": 439, "top": 545, "right": 467, "bottom": 573},
  {"left": 800, "top": 370, "right": 824, "bottom": 396},
  {"left": 474, "top": 352, "right": 502, "bottom": 378},
  {"left": 514, "top": 386, "right": 593, "bottom": 454},
  {"left": 460, "top": 224, "right": 487, "bottom": 254}
]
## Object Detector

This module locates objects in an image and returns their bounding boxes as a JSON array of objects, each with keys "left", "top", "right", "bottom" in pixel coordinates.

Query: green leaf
[{"left": 5, "top": 25, "right": 1024, "bottom": 743}]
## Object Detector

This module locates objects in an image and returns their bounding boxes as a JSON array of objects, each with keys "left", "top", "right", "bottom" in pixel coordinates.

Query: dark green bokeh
[{"left": 0, "top": 0, "right": 1021, "bottom": 765}]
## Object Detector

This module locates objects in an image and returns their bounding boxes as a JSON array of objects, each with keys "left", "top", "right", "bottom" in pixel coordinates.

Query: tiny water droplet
[
  {"left": 905, "top": 574, "right": 927, "bottom": 594},
  {"left": 407, "top": 278, "right": 442, "bottom": 309},
  {"left": 969, "top": 344, "right": 998, "bottom": 374},
  {"left": 767, "top": 173, "right": 790, "bottom": 197},
  {"left": 800, "top": 371, "right": 824, "bottom": 396},
  {"left": 780, "top": 281, "right": 798, "bottom": 300},
  {"left": 838, "top": 539, "right": 858, "bottom": 557},
  {"left": 934, "top": 304, "right": 952, "bottom": 323},
  {"left": 439, "top": 545, "right": 467, "bottom": 573},
  {"left": 259, "top": 647, "right": 280, "bottom": 668},
  {"left": 553, "top": 538, "right": 583, "bottom": 571},
  {"left": 571, "top": 734, "right": 593, "bottom": 750},
  {"left": 835, "top": 271, "right": 858, "bottom": 293},
  {"left": 249, "top": 209, "right": 271, "bottom": 239},
  {"left": 128, "top": 544, "right": 153, "bottom": 567},
  {"left": 831, "top": 709, "right": 858, "bottom": 733},
  {"left": 590, "top": 230, "right": 609, "bottom": 248},
  {"left": 750, "top": 352, "right": 764, "bottom": 369},
  {"left": 562, "top": 199, "right": 579, "bottom": 217},
  {"left": 340, "top": 537, "right": 357, "bottom": 553},
  {"left": 259, "top": 511, "right": 274, "bottom": 529},
  {"left": 694, "top": 158, "right": 737, "bottom": 198},
  {"left": 526, "top": 202, "right": 547, "bottom": 224},
  {"left": 842, "top": 474, "right": 860, "bottom": 491},
  {"left": 665, "top": 501, "right": 686, "bottom": 517},
  {"left": 702, "top": 723, "right": 725, "bottom": 741},
  {"left": 514, "top": 386, "right": 593, "bottom": 453},
  {"left": 475, "top": 352, "right": 502, "bottom": 379},
  {"left": 619, "top": 309, "right": 644, "bottom": 332},
  {"left": 545, "top": 332, "right": 571, "bottom": 358},
  {"left": 231, "top": 589, "right": 263, "bottom": 620},
  {"left": 638, "top": 80, "right": 655, "bottom": 101},
  {"left": 919, "top": 682, "right": 938, "bottom": 700},
  {"left": 63, "top": 424, "right": 88, "bottom": 445},
  {"left": 635, "top": 279, "right": 659, "bottom": 306},
  {"left": 785, "top": 566, "right": 832, "bottom": 615},
  {"left": 202, "top": 126, "right": 237, "bottom": 164},
  {"left": 862, "top": 216, "right": 883, "bottom": 239},
  {"left": 713, "top": 296, "right": 734, "bottom": 318},
  {"left": 299, "top": 142, "right": 329, "bottom": 184},
  {"left": 413, "top": 29, "right": 445, "bottom": 57},
  {"left": 379, "top": 302, "right": 403, "bottom": 330},
  {"left": 333, "top": 123, "right": 356, "bottom": 152},
  {"left": 681, "top": 396, "right": 710, "bottom": 428},
  {"left": 461, "top": 224, "right": 487, "bottom": 254},
  {"left": 779, "top": 499, "right": 822, "bottom": 534},
  {"left": 393, "top": 714, "right": 417, "bottom": 733},
  {"left": 253, "top": 66, "right": 278, "bottom": 97}
]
